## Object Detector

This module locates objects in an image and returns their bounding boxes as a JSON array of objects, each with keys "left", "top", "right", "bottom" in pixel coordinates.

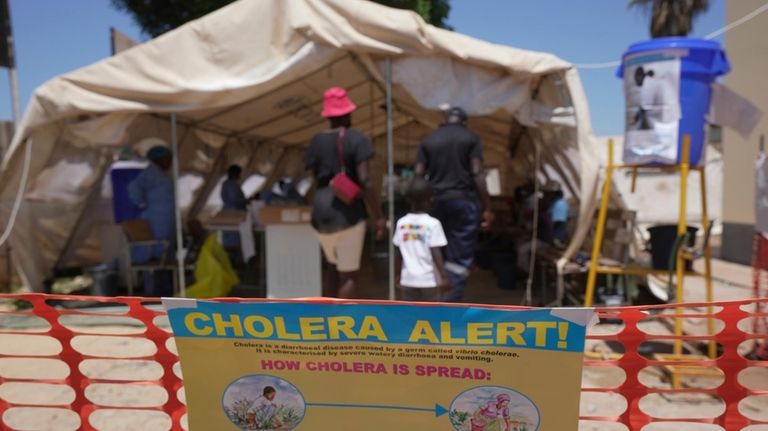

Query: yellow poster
[{"left": 164, "top": 299, "right": 593, "bottom": 430}]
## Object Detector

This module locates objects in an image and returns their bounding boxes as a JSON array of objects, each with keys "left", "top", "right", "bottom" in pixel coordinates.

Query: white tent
[{"left": 0, "top": 0, "right": 600, "bottom": 292}]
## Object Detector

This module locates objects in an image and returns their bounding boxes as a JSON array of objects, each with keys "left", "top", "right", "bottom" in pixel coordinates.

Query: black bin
[
  {"left": 647, "top": 225, "right": 698, "bottom": 271},
  {"left": 491, "top": 252, "right": 516, "bottom": 290},
  {"left": 86, "top": 264, "right": 119, "bottom": 296}
]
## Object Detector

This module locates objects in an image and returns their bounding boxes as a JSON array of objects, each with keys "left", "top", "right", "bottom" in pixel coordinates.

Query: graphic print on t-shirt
[
  {"left": 400, "top": 224, "right": 431, "bottom": 243},
  {"left": 393, "top": 213, "right": 448, "bottom": 288}
]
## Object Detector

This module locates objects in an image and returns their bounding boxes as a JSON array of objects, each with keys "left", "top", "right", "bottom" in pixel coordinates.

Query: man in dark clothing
[{"left": 414, "top": 107, "right": 493, "bottom": 302}]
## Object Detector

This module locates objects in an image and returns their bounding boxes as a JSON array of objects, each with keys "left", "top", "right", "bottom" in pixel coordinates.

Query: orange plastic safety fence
[
  {"left": 752, "top": 232, "right": 768, "bottom": 359},
  {"left": 0, "top": 294, "right": 766, "bottom": 430},
  {"left": 0, "top": 295, "right": 184, "bottom": 431},
  {"left": 584, "top": 301, "right": 768, "bottom": 430}
]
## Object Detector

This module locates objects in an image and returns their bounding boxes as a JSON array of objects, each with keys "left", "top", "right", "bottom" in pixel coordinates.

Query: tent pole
[
  {"left": 385, "top": 57, "right": 395, "bottom": 301},
  {"left": 2, "top": 0, "right": 21, "bottom": 291},
  {"left": 171, "top": 113, "right": 186, "bottom": 297},
  {"left": 523, "top": 139, "right": 542, "bottom": 306}
]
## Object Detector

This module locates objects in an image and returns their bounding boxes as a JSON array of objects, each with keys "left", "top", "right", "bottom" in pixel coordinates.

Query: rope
[
  {"left": 574, "top": 2, "right": 768, "bottom": 70},
  {"left": 0, "top": 138, "right": 32, "bottom": 247},
  {"left": 704, "top": 2, "right": 768, "bottom": 39},
  {"left": 573, "top": 60, "right": 621, "bottom": 70}
]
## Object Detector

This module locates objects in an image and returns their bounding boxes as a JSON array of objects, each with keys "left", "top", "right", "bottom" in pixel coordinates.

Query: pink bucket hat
[
  {"left": 496, "top": 393, "right": 511, "bottom": 402},
  {"left": 321, "top": 87, "right": 357, "bottom": 118}
]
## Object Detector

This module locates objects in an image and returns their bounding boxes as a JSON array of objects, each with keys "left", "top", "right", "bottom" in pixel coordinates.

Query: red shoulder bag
[{"left": 330, "top": 128, "right": 362, "bottom": 205}]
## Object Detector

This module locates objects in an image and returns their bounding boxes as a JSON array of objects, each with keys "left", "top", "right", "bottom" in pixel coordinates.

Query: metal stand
[{"left": 585, "top": 136, "right": 716, "bottom": 362}]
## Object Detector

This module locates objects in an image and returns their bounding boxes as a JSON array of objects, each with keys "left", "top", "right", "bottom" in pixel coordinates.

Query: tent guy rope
[{"left": 0, "top": 138, "right": 31, "bottom": 248}]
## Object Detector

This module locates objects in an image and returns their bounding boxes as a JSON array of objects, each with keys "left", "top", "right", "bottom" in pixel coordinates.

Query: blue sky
[
  {"left": 0, "top": 0, "right": 725, "bottom": 136},
  {"left": 446, "top": 0, "right": 725, "bottom": 136},
  {"left": 0, "top": 0, "right": 145, "bottom": 121}
]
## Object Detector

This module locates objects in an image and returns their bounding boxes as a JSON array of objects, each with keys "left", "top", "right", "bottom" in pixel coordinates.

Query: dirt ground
[{"left": 1, "top": 257, "right": 767, "bottom": 430}]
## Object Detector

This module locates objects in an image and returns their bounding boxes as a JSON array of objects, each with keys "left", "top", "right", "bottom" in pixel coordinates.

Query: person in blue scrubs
[
  {"left": 544, "top": 180, "right": 570, "bottom": 248},
  {"left": 128, "top": 145, "right": 175, "bottom": 295},
  {"left": 221, "top": 165, "right": 247, "bottom": 211},
  {"left": 220, "top": 165, "right": 248, "bottom": 250}
]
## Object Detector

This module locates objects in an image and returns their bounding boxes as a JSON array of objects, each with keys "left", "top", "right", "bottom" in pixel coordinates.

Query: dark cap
[{"left": 444, "top": 106, "right": 467, "bottom": 124}]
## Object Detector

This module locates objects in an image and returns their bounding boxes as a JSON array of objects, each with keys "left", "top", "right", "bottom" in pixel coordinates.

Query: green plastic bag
[{"left": 185, "top": 235, "right": 239, "bottom": 298}]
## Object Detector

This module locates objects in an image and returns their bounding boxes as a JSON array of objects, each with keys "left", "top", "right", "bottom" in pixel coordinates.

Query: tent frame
[{"left": 167, "top": 55, "right": 398, "bottom": 300}]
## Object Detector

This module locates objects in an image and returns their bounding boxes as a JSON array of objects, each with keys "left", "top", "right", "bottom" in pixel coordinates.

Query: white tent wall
[
  {"left": 0, "top": 0, "right": 601, "bottom": 292},
  {"left": 560, "top": 69, "right": 601, "bottom": 266}
]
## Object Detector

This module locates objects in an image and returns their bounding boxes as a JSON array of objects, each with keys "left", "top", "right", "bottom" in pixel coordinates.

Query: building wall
[{"left": 721, "top": 0, "right": 768, "bottom": 264}]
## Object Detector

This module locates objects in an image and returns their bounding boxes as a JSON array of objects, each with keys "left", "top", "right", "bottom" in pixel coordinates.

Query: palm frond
[{"left": 628, "top": 0, "right": 710, "bottom": 38}]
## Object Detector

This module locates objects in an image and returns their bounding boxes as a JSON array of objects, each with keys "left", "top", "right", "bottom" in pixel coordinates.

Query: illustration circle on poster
[
  {"left": 448, "top": 385, "right": 541, "bottom": 431},
  {"left": 221, "top": 374, "right": 306, "bottom": 430}
]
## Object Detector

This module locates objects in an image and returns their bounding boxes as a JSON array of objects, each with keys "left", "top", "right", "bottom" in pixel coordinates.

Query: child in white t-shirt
[{"left": 393, "top": 178, "right": 448, "bottom": 302}]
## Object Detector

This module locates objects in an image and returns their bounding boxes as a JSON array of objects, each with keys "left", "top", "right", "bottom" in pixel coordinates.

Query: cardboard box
[
  {"left": 206, "top": 210, "right": 247, "bottom": 229},
  {"left": 260, "top": 206, "right": 313, "bottom": 225}
]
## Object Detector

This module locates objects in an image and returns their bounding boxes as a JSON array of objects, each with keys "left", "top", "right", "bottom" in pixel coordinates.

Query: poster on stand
[
  {"left": 164, "top": 299, "right": 593, "bottom": 430},
  {"left": 623, "top": 50, "right": 683, "bottom": 164}
]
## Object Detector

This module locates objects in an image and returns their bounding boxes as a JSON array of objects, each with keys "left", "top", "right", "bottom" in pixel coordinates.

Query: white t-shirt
[{"left": 392, "top": 213, "right": 447, "bottom": 288}]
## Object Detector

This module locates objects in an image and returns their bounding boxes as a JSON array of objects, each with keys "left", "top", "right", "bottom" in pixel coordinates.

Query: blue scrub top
[
  {"left": 549, "top": 197, "right": 569, "bottom": 223},
  {"left": 221, "top": 178, "right": 247, "bottom": 211},
  {"left": 128, "top": 163, "right": 176, "bottom": 261}
]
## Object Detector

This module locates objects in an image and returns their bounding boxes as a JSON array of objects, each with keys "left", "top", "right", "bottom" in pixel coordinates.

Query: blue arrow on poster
[{"left": 306, "top": 402, "right": 448, "bottom": 417}]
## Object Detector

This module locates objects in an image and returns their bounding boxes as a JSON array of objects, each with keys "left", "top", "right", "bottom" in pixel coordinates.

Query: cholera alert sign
[{"left": 164, "top": 299, "right": 593, "bottom": 430}]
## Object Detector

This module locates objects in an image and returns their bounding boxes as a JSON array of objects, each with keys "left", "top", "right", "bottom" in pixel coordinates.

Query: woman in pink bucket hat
[
  {"left": 305, "top": 87, "right": 386, "bottom": 298},
  {"left": 320, "top": 87, "right": 357, "bottom": 118}
]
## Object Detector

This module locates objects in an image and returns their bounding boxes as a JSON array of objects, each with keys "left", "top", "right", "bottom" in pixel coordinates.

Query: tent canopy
[{"left": 0, "top": 0, "right": 599, "bottom": 291}]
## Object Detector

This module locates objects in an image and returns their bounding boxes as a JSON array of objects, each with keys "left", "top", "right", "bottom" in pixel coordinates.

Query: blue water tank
[
  {"left": 617, "top": 37, "right": 730, "bottom": 165},
  {"left": 110, "top": 161, "right": 147, "bottom": 223}
]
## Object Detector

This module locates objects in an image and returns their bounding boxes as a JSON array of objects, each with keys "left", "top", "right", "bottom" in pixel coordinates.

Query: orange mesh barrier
[
  {"left": 752, "top": 232, "right": 768, "bottom": 359},
  {"left": 0, "top": 295, "right": 184, "bottom": 431},
  {"left": 0, "top": 294, "right": 766, "bottom": 430},
  {"left": 584, "top": 301, "right": 768, "bottom": 430}
]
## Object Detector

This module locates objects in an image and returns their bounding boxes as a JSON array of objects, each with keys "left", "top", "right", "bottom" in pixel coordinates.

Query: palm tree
[{"left": 629, "top": 0, "right": 710, "bottom": 38}]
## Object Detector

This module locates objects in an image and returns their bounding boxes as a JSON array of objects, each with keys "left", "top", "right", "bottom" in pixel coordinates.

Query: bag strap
[{"left": 336, "top": 127, "right": 347, "bottom": 174}]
